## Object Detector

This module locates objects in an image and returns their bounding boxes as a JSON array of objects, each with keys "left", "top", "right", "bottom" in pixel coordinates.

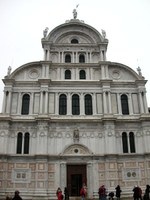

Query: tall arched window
[
  {"left": 85, "top": 94, "right": 93, "bottom": 115},
  {"left": 72, "top": 94, "right": 80, "bottom": 115},
  {"left": 24, "top": 132, "right": 30, "bottom": 154},
  {"left": 71, "top": 39, "right": 78, "bottom": 44},
  {"left": 121, "top": 94, "right": 129, "bottom": 115},
  {"left": 65, "top": 54, "right": 71, "bottom": 63},
  {"left": 65, "top": 70, "right": 71, "bottom": 79},
  {"left": 122, "top": 132, "right": 128, "bottom": 153},
  {"left": 129, "top": 132, "right": 136, "bottom": 153},
  {"left": 79, "top": 54, "right": 85, "bottom": 63},
  {"left": 17, "top": 132, "right": 23, "bottom": 154},
  {"left": 79, "top": 70, "right": 86, "bottom": 79},
  {"left": 21, "top": 94, "right": 30, "bottom": 115},
  {"left": 59, "top": 94, "right": 67, "bottom": 115}
]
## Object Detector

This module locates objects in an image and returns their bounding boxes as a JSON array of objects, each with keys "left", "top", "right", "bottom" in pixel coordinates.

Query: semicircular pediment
[
  {"left": 61, "top": 144, "right": 93, "bottom": 155},
  {"left": 47, "top": 21, "right": 104, "bottom": 44}
]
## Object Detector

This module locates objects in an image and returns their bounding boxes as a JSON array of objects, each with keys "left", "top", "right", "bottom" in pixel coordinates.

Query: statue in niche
[{"left": 73, "top": 129, "right": 79, "bottom": 141}]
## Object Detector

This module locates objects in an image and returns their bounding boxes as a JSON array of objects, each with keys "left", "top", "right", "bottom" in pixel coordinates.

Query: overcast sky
[{"left": 0, "top": 0, "right": 150, "bottom": 110}]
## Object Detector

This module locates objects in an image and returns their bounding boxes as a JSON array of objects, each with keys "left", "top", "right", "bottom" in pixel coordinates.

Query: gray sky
[{"left": 0, "top": 0, "right": 150, "bottom": 110}]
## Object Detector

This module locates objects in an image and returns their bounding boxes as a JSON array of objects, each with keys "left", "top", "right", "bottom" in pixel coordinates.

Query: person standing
[
  {"left": 80, "top": 183, "right": 87, "bottom": 200},
  {"left": 56, "top": 187, "right": 63, "bottom": 200},
  {"left": 12, "top": 191, "right": 22, "bottom": 200},
  {"left": 133, "top": 185, "right": 140, "bottom": 200},
  {"left": 64, "top": 187, "right": 69, "bottom": 200},
  {"left": 115, "top": 185, "right": 122, "bottom": 200},
  {"left": 98, "top": 185, "right": 107, "bottom": 200}
]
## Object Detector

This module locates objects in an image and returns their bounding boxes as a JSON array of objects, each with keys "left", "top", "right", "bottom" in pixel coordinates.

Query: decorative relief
[
  {"left": 28, "top": 69, "right": 40, "bottom": 79},
  {"left": 109, "top": 163, "right": 116, "bottom": 169},
  {"left": 98, "top": 163, "right": 105, "bottom": 170},
  {"left": 125, "top": 162, "right": 136, "bottom": 167},
  {"left": 63, "top": 144, "right": 91, "bottom": 155},
  {"left": 12, "top": 168, "right": 31, "bottom": 183},
  {"left": 29, "top": 164, "right": 36, "bottom": 171},
  {"left": 38, "top": 163, "right": 45, "bottom": 170},
  {"left": 111, "top": 70, "right": 121, "bottom": 80},
  {"left": 48, "top": 164, "right": 54, "bottom": 172},
  {"left": 123, "top": 168, "right": 140, "bottom": 180},
  {"left": 16, "top": 163, "right": 28, "bottom": 168}
]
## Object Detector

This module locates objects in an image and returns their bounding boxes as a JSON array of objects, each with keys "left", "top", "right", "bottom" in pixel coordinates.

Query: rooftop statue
[
  {"left": 7, "top": 66, "right": 12, "bottom": 76},
  {"left": 43, "top": 27, "right": 49, "bottom": 38},
  {"left": 73, "top": 4, "right": 79, "bottom": 19},
  {"left": 101, "top": 29, "right": 106, "bottom": 39},
  {"left": 137, "top": 66, "right": 142, "bottom": 76}
]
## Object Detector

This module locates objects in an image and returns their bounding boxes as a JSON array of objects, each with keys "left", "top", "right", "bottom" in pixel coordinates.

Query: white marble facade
[{"left": 0, "top": 17, "right": 150, "bottom": 200}]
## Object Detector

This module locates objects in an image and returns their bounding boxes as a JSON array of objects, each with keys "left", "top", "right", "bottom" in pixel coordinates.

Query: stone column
[
  {"left": 128, "top": 93, "right": 133, "bottom": 115},
  {"left": 44, "top": 91, "right": 48, "bottom": 114},
  {"left": 62, "top": 52, "right": 64, "bottom": 63},
  {"left": 139, "top": 92, "right": 144, "bottom": 114},
  {"left": 60, "top": 162, "right": 67, "bottom": 190},
  {"left": 76, "top": 52, "right": 78, "bottom": 63},
  {"left": 108, "top": 91, "right": 112, "bottom": 114},
  {"left": 87, "top": 162, "right": 93, "bottom": 198},
  {"left": 67, "top": 93, "right": 71, "bottom": 115},
  {"left": 6, "top": 90, "right": 12, "bottom": 114},
  {"left": 86, "top": 52, "right": 88, "bottom": 63},
  {"left": 58, "top": 52, "right": 61, "bottom": 63},
  {"left": 117, "top": 93, "right": 122, "bottom": 114},
  {"left": 2, "top": 91, "right": 7, "bottom": 113},
  {"left": 101, "top": 65, "right": 105, "bottom": 79},
  {"left": 92, "top": 93, "right": 96, "bottom": 115},
  {"left": 103, "top": 91, "right": 107, "bottom": 114},
  {"left": 39, "top": 91, "right": 43, "bottom": 114},
  {"left": 80, "top": 93, "right": 84, "bottom": 115},
  {"left": 143, "top": 92, "right": 149, "bottom": 113},
  {"left": 29, "top": 92, "right": 34, "bottom": 114},
  {"left": 90, "top": 52, "right": 92, "bottom": 63},
  {"left": 55, "top": 93, "right": 59, "bottom": 115}
]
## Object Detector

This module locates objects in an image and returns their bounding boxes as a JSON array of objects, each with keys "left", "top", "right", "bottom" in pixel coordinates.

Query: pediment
[{"left": 61, "top": 144, "right": 92, "bottom": 155}]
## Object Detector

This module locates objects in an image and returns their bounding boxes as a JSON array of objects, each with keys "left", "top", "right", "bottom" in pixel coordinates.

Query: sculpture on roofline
[
  {"left": 43, "top": 27, "right": 49, "bottom": 38},
  {"left": 137, "top": 66, "right": 142, "bottom": 76},
  {"left": 73, "top": 4, "right": 79, "bottom": 19},
  {"left": 101, "top": 29, "right": 106, "bottom": 39},
  {"left": 7, "top": 66, "right": 12, "bottom": 76}
]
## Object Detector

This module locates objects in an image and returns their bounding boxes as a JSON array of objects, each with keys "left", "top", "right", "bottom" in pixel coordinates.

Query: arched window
[
  {"left": 65, "top": 70, "right": 71, "bottom": 79},
  {"left": 85, "top": 94, "right": 93, "bottom": 115},
  {"left": 65, "top": 54, "right": 71, "bottom": 63},
  {"left": 71, "top": 39, "right": 79, "bottom": 44},
  {"left": 21, "top": 94, "right": 30, "bottom": 115},
  {"left": 79, "top": 54, "right": 85, "bottom": 63},
  {"left": 121, "top": 94, "right": 129, "bottom": 115},
  {"left": 129, "top": 132, "right": 136, "bottom": 153},
  {"left": 59, "top": 94, "right": 67, "bottom": 115},
  {"left": 79, "top": 70, "right": 86, "bottom": 79},
  {"left": 17, "top": 132, "right": 23, "bottom": 154},
  {"left": 122, "top": 132, "right": 128, "bottom": 153},
  {"left": 72, "top": 94, "right": 80, "bottom": 115},
  {"left": 24, "top": 132, "right": 30, "bottom": 154}
]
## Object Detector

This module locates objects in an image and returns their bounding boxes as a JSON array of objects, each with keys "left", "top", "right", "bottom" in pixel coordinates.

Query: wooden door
[{"left": 67, "top": 165, "right": 86, "bottom": 196}]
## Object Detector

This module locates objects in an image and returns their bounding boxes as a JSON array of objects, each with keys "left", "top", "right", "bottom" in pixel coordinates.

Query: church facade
[{"left": 0, "top": 14, "right": 150, "bottom": 200}]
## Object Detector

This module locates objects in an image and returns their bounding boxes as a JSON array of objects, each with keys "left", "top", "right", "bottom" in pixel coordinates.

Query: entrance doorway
[{"left": 67, "top": 165, "right": 86, "bottom": 196}]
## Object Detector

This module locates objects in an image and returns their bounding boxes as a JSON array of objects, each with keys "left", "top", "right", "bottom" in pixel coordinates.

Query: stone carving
[
  {"left": 101, "top": 29, "right": 106, "bottom": 39},
  {"left": 73, "top": 129, "right": 79, "bottom": 141},
  {"left": 7, "top": 66, "right": 12, "bottom": 76},
  {"left": 43, "top": 27, "right": 49, "bottom": 38},
  {"left": 73, "top": 4, "right": 79, "bottom": 19},
  {"left": 137, "top": 66, "right": 142, "bottom": 76}
]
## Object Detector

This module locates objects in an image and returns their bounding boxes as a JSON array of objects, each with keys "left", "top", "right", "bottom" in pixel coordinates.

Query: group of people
[
  {"left": 133, "top": 184, "right": 150, "bottom": 200},
  {"left": 56, "top": 187, "right": 69, "bottom": 200},
  {"left": 98, "top": 185, "right": 122, "bottom": 200}
]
